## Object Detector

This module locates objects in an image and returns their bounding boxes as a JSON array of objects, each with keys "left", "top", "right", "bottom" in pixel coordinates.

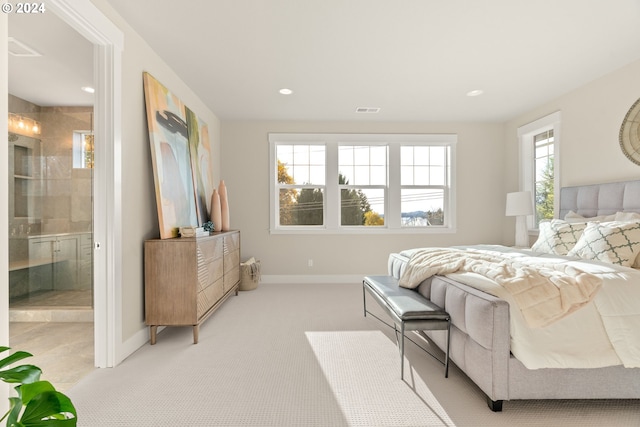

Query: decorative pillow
[
  {"left": 614, "top": 211, "right": 640, "bottom": 222},
  {"left": 568, "top": 221, "right": 640, "bottom": 267},
  {"left": 611, "top": 213, "right": 640, "bottom": 268},
  {"left": 564, "top": 210, "right": 616, "bottom": 223},
  {"left": 531, "top": 219, "right": 587, "bottom": 255}
]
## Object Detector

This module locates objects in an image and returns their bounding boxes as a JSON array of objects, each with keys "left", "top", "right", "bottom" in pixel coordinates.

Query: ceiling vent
[
  {"left": 355, "top": 107, "right": 380, "bottom": 114},
  {"left": 8, "top": 37, "right": 42, "bottom": 57}
]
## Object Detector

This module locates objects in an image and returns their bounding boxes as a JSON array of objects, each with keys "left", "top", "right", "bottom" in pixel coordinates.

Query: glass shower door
[{"left": 8, "top": 104, "right": 94, "bottom": 314}]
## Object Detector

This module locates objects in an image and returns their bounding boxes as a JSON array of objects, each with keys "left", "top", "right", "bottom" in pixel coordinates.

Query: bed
[{"left": 387, "top": 179, "right": 640, "bottom": 411}]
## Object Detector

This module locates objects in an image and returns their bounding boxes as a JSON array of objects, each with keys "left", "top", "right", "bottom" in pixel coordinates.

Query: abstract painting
[
  {"left": 143, "top": 72, "right": 198, "bottom": 238},
  {"left": 186, "top": 107, "right": 215, "bottom": 226}
]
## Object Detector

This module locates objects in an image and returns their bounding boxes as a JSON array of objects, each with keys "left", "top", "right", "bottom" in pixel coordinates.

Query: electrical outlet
[{"left": 308, "top": 259, "right": 313, "bottom": 267}]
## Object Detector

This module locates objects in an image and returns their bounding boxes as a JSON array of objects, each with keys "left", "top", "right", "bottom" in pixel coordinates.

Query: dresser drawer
[
  {"left": 197, "top": 257, "right": 223, "bottom": 292},
  {"left": 223, "top": 264, "right": 240, "bottom": 293},
  {"left": 223, "top": 232, "right": 240, "bottom": 255},
  {"left": 198, "top": 238, "right": 223, "bottom": 262},
  {"left": 197, "top": 277, "right": 224, "bottom": 318}
]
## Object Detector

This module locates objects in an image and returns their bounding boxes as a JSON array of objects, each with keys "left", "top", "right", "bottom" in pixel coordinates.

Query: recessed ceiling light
[
  {"left": 279, "top": 88, "right": 293, "bottom": 95},
  {"left": 81, "top": 86, "right": 95, "bottom": 94},
  {"left": 466, "top": 89, "right": 484, "bottom": 97}
]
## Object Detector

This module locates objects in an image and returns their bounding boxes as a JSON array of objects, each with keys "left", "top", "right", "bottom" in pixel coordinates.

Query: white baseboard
[
  {"left": 260, "top": 274, "right": 366, "bottom": 284},
  {"left": 116, "top": 325, "right": 159, "bottom": 366}
]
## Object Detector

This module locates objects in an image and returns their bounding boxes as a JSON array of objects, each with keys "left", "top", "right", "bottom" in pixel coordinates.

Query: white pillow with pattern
[
  {"left": 531, "top": 219, "right": 587, "bottom": 255},
  {"left": 568, "top": 221, "right": 640, "bottom": 267}
]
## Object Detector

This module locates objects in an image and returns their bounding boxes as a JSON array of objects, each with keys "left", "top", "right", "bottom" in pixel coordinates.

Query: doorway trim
[
  {"left": 1, "top": 10, "right": 9, "bottom": 408},
  {"left": 47, "top": 0, "right": 123, "bottom": 368}
]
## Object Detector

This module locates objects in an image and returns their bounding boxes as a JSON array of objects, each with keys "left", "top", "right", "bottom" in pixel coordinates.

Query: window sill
[{"left": 269, "top": 227, "right": 456, "bottom": 235}]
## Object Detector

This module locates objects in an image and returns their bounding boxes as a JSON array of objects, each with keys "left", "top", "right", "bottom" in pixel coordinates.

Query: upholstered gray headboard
[{"left": 559, "top": 179, "right": 640, "bottom": 219}]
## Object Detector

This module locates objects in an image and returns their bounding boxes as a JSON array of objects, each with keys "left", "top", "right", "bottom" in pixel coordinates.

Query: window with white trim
[
  {"left": 518, "top": 112, "right": 561, "bottom": 229},
  {"left": 73, "top": 130, "right": 94, "bottom": 168},
  {"left": 269, "top": 133, "right": 457, "bottom": 234}
]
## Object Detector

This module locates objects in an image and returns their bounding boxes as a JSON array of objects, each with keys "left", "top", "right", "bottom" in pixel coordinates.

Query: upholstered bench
[{"left": 363, "top": 275, "right": 451, "bottom": 379}]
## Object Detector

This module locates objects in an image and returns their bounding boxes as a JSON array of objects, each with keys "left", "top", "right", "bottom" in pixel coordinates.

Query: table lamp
[{"left": 506, "top": 191, "right": 533, "bottom": 248}]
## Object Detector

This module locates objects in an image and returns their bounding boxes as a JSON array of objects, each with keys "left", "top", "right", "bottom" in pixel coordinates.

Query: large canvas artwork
[
  {"left": 186, "top": 107, "right": 215, "bottom": 225},
  {"left": 144, "top": 73, "right": 199, "bottom": 238}
]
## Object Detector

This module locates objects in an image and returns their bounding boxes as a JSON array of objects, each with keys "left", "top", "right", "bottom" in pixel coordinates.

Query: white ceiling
[
  {"left": 8, "top": 10, "right": 94, "bottom": 107},
  {"left": 9, "top": 1, "right": 640, "bottom": 122}
]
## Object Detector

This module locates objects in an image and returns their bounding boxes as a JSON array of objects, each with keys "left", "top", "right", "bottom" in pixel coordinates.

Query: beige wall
[
  {"left": 90, "top": 0, "right": 222, "bottom": 342},
  {"left": 502, "top": 58, "right": 640, "bottom": 242},
  {"left": 221, "top": 121, "right": 505, "bottom": 278}
]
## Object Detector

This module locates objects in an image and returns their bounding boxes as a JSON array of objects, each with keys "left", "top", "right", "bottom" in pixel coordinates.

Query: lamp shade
[{"left": 505, "top": 191, "right": 533, "bottom": 216}]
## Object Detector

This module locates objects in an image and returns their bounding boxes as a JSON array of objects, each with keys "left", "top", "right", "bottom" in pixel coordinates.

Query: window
[
  {"left": 73, "top": 131, "right": 94, "bottom": 168},
  {"left": 269, "top": 133, "right": 456, "bottom": 234},
  {"left": 339, "top": 145, "right": 386, "bottom": 226},
  {"left": 518, "top": 112, "right": 561, "bottom": 229},
  {"left": 401, "top": 145, "right": 448, "bottom": 226},
  {"left": 276, "top": 144, "right": 325, "bottom": 226},
  {"left": 533, "top": 130, "right": 554, "bottom": 225}
]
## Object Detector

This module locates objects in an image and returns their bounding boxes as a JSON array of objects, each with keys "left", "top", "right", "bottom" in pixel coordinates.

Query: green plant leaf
[
  {"left": 18, "top": 382, "right": 56, "bottom": 404},
  {"left": 20, "top": 390, "right": 77, "bottom": 426},
  {"left": 0, "top": 349, "right": 34, "bottom": 370},
  {"left": 0, "top": 365, "right": 42, "bottom": 384},
  {"left": 6, "top": 396, "right": 24, "bottom": 427},
  {"left": 1, "top": 348, "right": 77, "bottom": 426}
]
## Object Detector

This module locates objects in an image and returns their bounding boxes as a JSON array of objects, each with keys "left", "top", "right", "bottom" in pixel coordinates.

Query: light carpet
[{"left": 67, "top": 282, "right": 640, "bottom": 426}]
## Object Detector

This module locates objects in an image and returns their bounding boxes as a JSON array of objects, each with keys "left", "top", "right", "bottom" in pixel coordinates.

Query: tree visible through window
[
  {"left": 276, "top": 142, "right": 326, "bottom": 226},
  {"left": 401, "top": 145, "right": 447, "bottom": 226},
  {"left": 339, "top": 145, "right": 385, "bottom": 227},
  {"left": 270, "top": 133, "right": 456, "bottom": 233},
  {"left": 534, "top": 130, "right": 554, "bottom": 225},
  {"left": 518, "top": 112, "right": 560, "bottom": 230}
]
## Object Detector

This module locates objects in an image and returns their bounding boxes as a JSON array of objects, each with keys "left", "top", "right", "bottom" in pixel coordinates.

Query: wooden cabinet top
[{"left": 145, "top": 230, "right": 239, "bottom": 244}]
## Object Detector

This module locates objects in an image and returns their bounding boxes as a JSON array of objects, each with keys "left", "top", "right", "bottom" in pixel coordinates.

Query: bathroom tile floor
[
  {"left": 9, "top": 321, "right": 95, "bottom": 392},
  {"left": 9, "top": 291, "right": 95, "bottom": 392}
]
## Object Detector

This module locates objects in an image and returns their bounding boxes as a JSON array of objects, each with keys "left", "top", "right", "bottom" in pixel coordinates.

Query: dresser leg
[
  {"left": 150, "top": 326, "right": 157, "bottom": 345},
  {"left": 193, "top": 325, "right": 199, "bottom": 344}
]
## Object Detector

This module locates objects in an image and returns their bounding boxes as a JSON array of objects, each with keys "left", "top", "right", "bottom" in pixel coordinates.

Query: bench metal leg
[
  {"left": 445, "top": 319, "right": 451, "bottom": 378},
  {"left": 400, "top": 321, "right": 406, "bottom": 379},
  {"left": 362, "top": 280, "right": 367, "bottom": 317}
]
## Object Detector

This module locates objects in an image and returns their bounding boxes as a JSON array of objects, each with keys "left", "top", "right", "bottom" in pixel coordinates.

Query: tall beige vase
[
  {"left": 219, "top": 180, "right": 230, "bottom": 231},
  {"left": 210, "top": 189, "right": 222, "bottom": 231}
]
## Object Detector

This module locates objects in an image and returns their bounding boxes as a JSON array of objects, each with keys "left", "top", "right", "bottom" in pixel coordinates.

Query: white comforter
[
  {"left": 398, "top": 245, "right": 640, "bottom": 370},
  {"left": 399, "top": 247, "right": 602, "bottom": 328}
]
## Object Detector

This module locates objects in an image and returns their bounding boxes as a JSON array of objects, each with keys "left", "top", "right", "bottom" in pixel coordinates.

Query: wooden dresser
[{"left": 144, "top": 230, "right": 240, "bottom": 344}]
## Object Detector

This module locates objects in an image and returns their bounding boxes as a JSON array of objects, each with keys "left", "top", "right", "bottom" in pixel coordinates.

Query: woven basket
[{"left": 240, "top": 259, "right": 261, "bottom": 291}]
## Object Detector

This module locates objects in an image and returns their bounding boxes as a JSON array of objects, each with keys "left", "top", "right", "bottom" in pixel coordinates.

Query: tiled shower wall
[{"left": 9, "top": 94, "right": 93, "bottom": 236}]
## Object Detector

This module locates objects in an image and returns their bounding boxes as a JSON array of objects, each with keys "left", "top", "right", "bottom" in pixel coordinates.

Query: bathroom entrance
[
  {"left": 7, "top": 8, "right": 96, "bottom": 390},
  {"left": 8, "top": 98, "right": 94, "bottom": 321}
]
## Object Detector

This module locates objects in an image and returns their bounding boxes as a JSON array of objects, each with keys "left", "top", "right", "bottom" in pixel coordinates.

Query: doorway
[{"left": 7, "top": 10, "right": 95, "bottom": 391}]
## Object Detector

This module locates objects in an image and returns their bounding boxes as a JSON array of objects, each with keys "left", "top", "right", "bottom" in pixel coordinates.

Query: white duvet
[{"left": 398, "top": 245, "right": 640, "bottom": 370}]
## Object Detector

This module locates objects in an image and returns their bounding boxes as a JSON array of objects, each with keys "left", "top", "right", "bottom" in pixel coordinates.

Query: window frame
[
  {"left": 338, "top": 143, "right": 388, "bottom": 228},
  {"left": 517, "top": 111, "right": 561, "bottom": 230},
  {"left": 73, "top": 130, "right": 94, "bottom": 168},
  {"left": 269, "top": 133, "right": 457, "bottom": 234}
]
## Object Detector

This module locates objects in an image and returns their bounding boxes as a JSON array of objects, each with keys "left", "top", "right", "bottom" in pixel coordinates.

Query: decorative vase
[
  {"left": 219, "top": 180, "right": 230, "bottom": 231},
  {"left": 211, "top": 190, "right": 222, "bottom": 231}
]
